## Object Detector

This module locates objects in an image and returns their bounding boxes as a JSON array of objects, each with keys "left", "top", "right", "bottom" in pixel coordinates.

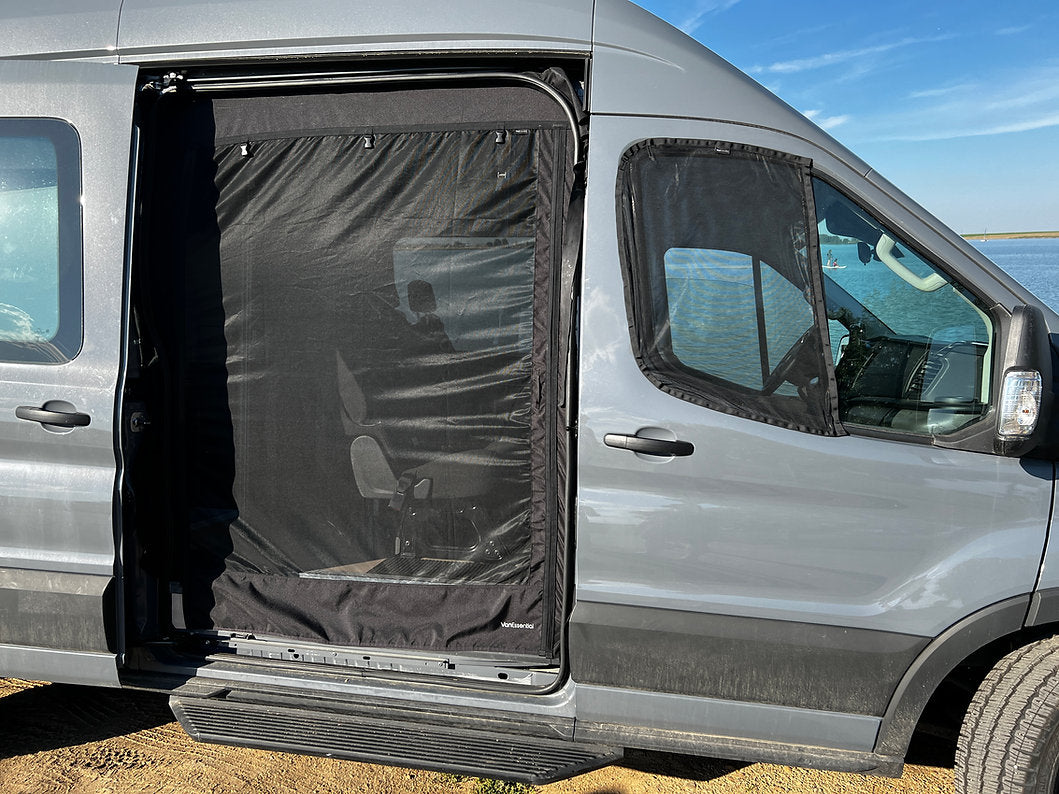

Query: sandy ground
[{"left": 0, "top": 678, "right": 955, "bottom": 794}]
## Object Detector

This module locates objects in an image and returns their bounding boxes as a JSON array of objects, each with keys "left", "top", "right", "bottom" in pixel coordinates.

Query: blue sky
[{"left": 634, "top": 0, "right": 1059, "bottom": 234}]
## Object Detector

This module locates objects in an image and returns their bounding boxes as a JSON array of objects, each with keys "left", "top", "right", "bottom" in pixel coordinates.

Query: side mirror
[{"left": 995, "top": 304, "right": 1053, "bottom": 456}]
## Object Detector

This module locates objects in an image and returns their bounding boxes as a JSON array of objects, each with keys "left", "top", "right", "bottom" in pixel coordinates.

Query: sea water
[
  {"left": 820, "top": 237, "right": 1059, "bottom": 315},
  {"left": 970, "top": 238, "right": 1059, "bottom": 311}
]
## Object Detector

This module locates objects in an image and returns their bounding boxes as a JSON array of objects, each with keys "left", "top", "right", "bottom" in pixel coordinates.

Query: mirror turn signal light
[{"left": 998, "top": 370, "right": 1043, "bottom": 438}]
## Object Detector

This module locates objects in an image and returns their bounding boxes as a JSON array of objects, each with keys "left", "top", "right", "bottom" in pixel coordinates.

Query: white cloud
[
  {"left": 855, "top": 66, "right": 1059, "bottom": 142},
  {"left": 908, "top": 82, "right": 976, "bottom": 100},
  {"left": 802, "top": 109, "right": 850, "bottom": 130},
  {"left": 996, "top": 25, "right": 1031, "bottom": 36},
  {"left": 678, "top": 0, "right": 743, "bottom": 35},
  {"left": 751, "top": 34, "right": 954, "bottom": 75},
  {"left": 819, "top": 114, "right": 851, "bottom": 130},
  {"left": 984, "top": 75, "right": 1059, "bottom": 111},
  {"left": 890, "top": 113, "right": 1059, "bottom": 142}
]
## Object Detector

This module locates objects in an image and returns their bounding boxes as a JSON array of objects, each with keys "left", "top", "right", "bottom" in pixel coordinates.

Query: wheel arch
[{"left": 876, "top": 595, "right": 1059, "bottom": 758}]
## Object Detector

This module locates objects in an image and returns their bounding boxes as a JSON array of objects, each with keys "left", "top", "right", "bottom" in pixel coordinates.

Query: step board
[{"left": 171, "top": 694, "right": 622, "bottom": 784}]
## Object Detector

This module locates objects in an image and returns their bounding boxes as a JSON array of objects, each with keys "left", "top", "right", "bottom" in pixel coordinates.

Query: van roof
[
  {"left": 1, "top": 0, "right": 120, "bottom": 61},
  {"left": 0, "top": 0, "right": 869, "bottom": 174},
  {"left": 116, "top": 0, "right": 597, "bottom": 62},
  {"left": 1, "top": 0, "right": 596, "bottom": 62}
]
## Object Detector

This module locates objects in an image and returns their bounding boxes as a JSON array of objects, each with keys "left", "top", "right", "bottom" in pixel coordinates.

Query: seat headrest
[{"left": 407, "top": 279, "right": 437, "bottom": 314}]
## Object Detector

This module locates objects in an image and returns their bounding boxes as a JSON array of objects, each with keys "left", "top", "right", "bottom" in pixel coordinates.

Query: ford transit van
[{"left": 1, "top": 2, "right": 1056, "bottom": 791}]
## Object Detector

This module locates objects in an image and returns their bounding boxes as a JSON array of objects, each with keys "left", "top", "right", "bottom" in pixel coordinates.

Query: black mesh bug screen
[{"left": 153, "top": 82, "right": 572, "bottom": 655}]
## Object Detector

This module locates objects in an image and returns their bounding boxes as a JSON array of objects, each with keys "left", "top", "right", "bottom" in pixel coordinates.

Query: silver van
[{"left": 1, "top": 2, "right": 1056, "bottom": 791}]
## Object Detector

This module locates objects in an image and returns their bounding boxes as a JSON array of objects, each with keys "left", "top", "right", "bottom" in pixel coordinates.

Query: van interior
[{"left": 122, "top": 63, "right": 582, "bottom": 684}]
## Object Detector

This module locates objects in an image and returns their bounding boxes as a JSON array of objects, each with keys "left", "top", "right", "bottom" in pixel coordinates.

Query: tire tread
[{"left": 956, "top": 637, "right": 1059, "bottom": 793}]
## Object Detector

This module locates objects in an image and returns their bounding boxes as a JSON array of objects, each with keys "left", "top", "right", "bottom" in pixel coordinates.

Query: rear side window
[
  {"left": 0, "top": 119, "right": 82, "bottom": 363},
  {"left": 617, "top": 139, "right": 838, "bottom": 435}
]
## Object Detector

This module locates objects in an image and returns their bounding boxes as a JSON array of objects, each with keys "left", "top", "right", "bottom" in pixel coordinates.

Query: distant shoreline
[{"left": 961, "top": 231, "right": 1059, "bottom": 240}]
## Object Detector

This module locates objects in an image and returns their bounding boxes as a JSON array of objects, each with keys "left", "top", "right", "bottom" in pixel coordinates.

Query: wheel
[{"left": 956, "top": 637, "right": 1059, "bottom": 793}]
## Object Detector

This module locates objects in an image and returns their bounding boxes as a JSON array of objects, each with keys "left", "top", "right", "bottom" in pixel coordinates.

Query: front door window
[{"left": 813, "top": 179, "right": 993, "bottom": 436}]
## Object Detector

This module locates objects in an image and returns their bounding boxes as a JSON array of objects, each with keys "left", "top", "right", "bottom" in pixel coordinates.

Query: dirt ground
[{"left": 0, "top": 678, "right": 954, "bottom": 793}]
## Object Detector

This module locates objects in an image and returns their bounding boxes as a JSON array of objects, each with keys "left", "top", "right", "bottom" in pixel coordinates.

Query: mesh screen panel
[{"left": 142, "top": 84, "right": 571, "bottom": 655}]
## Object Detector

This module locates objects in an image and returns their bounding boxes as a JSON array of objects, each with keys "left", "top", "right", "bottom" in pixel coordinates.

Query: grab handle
[
  {"left": 604, "top": 433, "right": 694, "bottom": 457},
  {"left": 16, "top": 405, "right": 91, "bottom": 428}
]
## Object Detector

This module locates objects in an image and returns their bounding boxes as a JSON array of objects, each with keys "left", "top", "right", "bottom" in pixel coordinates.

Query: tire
[{"left": 956, "top": 636, "right": 1059, "bottom": 793}]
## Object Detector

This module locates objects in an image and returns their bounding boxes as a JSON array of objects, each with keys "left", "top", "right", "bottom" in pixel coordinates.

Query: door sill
[
  {"left": 205, "top": 631, "right": 559, "bottom": 688},
  {"left": 126, "top": 635, "right": 561, "bottom": 694}
]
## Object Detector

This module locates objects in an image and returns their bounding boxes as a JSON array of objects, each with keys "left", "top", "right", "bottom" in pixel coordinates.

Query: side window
[
  {"left": 664, "top": 248, "right": 814, "bottom": 395},
  {"left": 813, "top": 179, "right": 993, "bottom": 435},
  {"left": 618, "top": 140, "right": 836, "bottom": 435},
  {"left": 0, "top": 119, "right": 82, "bottom": 363}
]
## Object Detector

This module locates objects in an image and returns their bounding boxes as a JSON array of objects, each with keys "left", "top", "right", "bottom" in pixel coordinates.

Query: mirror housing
[{"left": 995, "top": 304, "right": 1053, "bottom": 456}]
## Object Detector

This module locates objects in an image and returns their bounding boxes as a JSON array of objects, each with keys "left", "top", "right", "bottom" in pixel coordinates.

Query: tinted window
[
  {"left": 0, "top": 119, "right": 81, "bottom": 363},
  {"left": 618, "top": 140, "right": 836, "bottom": 435}
]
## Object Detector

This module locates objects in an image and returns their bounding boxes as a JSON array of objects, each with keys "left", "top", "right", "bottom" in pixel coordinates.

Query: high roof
[
  {"left": 0, "top": 0, "right": 597, "bottom": 61},
  {"left": 0, "top": 0, "right": 119, "bottom": 60},
  {"left": 115, "top": 0, "right": 596, "bottom": 62},
  {"left": 0, "top": 0, "right": 867, "bottom": 174},
  {"left": 588, "top": 0, "right": 865, "bottom": 170}
]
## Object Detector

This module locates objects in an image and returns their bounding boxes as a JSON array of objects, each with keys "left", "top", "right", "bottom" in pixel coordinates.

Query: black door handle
[
  {"left": 604, "top": 433, "right": 694, "bottom": 457},
  {"left": 16, "top": 406, "right": 91, "bottom": 428}
]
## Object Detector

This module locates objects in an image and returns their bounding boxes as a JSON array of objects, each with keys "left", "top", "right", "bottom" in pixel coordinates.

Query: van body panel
[
  {"left": 569, "top": 601, "right": 928, "bottom": 716},
  {"left": 572, "top": 113, "right": 1053, "bottom": 735},
  {"left": 574, "top": 412, "right": 1051, "bottom": 638},
  {"left": 1029, "top": 464, "right": 1059, "bottom": 593},
  {"left": 0, "top": 644, "right": 119, "bottom": 686},
  {"left": 0, "top": 1, "right": 119, "bottom": 60},
  {"left": 573, "top": 684, "right": 881, "bottom": 753},
  {"left": 115, "top": 0, "right": 594, "bottom": 62},
  {"left": 577, "top": 113, "right": 1051, "bottom": 637},
  {"left": 0, "top": 569, "right": 112, "bottom": 651},
  {"left": 0, "top": 59, "right": 138, "bottom": 685},
  {"left": 588, "top": 0, "right": 870, "bottom": 174}
]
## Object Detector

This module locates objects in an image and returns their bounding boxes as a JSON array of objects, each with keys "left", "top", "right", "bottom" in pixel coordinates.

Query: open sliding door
[{"left": 139, "top": 71, "right": 577, "bottom": 659}]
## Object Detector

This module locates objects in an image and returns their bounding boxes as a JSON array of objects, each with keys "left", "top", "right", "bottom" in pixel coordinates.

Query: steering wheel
[{"left": 761, "top": 326, "right": 819, "bottom": 396}]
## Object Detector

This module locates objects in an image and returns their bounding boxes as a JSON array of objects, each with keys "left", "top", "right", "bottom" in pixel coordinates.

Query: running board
[{"left": 170, "top": 693, "right": 622, "bottom": 784}]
